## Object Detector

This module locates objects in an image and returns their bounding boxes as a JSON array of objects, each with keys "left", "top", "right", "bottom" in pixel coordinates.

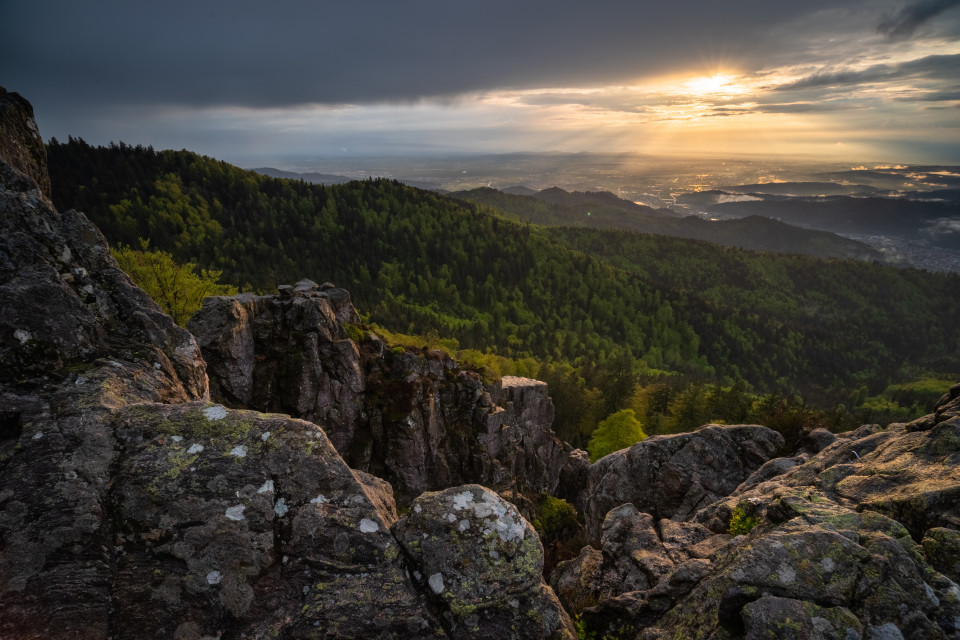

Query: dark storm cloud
[
  {"left": 0, "top": 0, "right": 853, "bottom": 111},
  {"left": 877, "top": 0, "right": 960, "bottom": 38}
]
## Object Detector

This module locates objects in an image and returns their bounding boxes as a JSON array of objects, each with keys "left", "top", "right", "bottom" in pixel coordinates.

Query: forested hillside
[{"left": 47, "top": 139, "right": 960, "bottom": 439}]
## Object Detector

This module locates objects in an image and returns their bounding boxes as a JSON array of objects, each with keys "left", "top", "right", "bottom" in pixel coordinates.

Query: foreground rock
[
  {"left": 393, "top": 485, "right": 575, "bottom": 639},
  {"left": 109, "top": 403, "right": 440, "bottom": 639},
  {"left": 190, "top": 291, "right": 581, "bottom": 506},
  {"left": 571, "top": 386, "right": 960, "bottom": 639}
]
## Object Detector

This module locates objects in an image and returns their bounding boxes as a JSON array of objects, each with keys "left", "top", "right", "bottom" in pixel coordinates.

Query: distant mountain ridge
[
  {"left": 452, "top": 185, "right": 885, "bottom": 262},
  {"left": 253, "top": 167, "right": 445, "bottom": 192}
]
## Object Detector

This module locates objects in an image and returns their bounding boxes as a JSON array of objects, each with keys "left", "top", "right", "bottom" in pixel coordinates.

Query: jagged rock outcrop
[
  {"left": 0, "top": 89, "right": 209, "bottom": 638},
  {"left": 0, "top": 89, "right": 571, "bottom": 639},
  {"left": 569, "top": 386, "right": 960, "bottom": 639},
  {"left": 550, "top": 504, "right": 729, "bottom": 615},
  {"left": 0, "top": 87, "right": 50, "bottom": 198},
  {"left": 186, "top": 285, "right": 365, "bottom": 452},
  {"left": 581, "top": 424, "right": 784, "bottom": 540},
  {"left": 392, "top": 485, "right": 575, "bottom": 639},
  {"left": 190, "top": 291, "right": 582, "bottom": 505}
]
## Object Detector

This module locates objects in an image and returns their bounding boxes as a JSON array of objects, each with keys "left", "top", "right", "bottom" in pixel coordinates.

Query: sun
[{"left": 683, "top": 73, "right": 744, "bottom": 97}]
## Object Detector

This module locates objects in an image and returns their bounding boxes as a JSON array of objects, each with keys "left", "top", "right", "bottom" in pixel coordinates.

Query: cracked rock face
[{"left": 187, "top": 289, "right": 366, "bottom": 453}]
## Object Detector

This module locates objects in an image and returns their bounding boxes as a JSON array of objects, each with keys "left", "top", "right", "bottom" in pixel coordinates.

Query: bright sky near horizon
[{"left": 2, "top": 0, "right": 959, "bottom": 164}]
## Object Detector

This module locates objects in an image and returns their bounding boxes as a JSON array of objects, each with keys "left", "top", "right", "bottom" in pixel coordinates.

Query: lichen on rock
[{"left": 393, "top": 484, "right": 576, "bottom": 638}]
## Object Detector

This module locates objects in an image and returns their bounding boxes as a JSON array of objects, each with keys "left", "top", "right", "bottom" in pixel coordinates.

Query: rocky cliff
[{"left": 188, "top": 290, "right": 580, "bottom": 507}]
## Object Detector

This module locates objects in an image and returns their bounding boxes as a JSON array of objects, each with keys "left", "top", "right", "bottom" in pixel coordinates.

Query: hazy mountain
[
  {"left": 253, "top": 167, "right": 353, "bottom": 184},
  {"left": 708, "top": 195, "right": 960, "bottom": 250},
  {"left": 453, "top": 186, "right": 885, "bottom": 262},
  {"left": 502, "top": 185, "right": 539, "bottom": 196}
]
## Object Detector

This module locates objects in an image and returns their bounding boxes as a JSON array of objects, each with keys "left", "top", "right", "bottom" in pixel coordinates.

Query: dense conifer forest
[{"left": 47, "top": 139, "right": 960, "bottom": 445}]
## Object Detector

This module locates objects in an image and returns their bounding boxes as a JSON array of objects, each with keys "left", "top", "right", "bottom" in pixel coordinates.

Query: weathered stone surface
[
  {"left": 107, "top": 402, "right": 439, "bottom": 639},
  {"left": 741, "top": 596, "right": 862, "bottom": 640},
  {"left": 0, "top": 166, "right": 207, "bottom": 402},
  {"left": 797, "top": 427, "right": 839, "bottom": 454},
  {"left": 0, "top": 103, "right": 209, "bottom": 639},
  {"left": 392, "top": 484, "right": 576, "bottom": 639},
  {"left": 552, "top": 506, "right": 665, "bottom": 614},
  {"left": 582, "top": 424, "right": 784, "bottom": 540},
  {"left": 483, "top": 376, "right": 573, "bottom": 496},
  {"left": 922, "top": 527, "right": 960, "bottom": 585},
  {"left": 609, "top": 505, "right": 960, "bottom": 639},
  {"left": 550, "top": 545, "right": 605, "bottom": 613},
  {"left": 615, "top": 394, "right": 960, "bottom": 640},
  {"left": 697, "top": 398, "right": 960, "bottom": 540}
]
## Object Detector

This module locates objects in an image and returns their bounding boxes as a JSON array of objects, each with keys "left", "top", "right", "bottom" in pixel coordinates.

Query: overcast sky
[{"left": 2, "top": 0, "right": 959, "bottom": 164}]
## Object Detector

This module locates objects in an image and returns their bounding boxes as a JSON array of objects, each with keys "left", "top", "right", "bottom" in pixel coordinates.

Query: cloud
[
  {"left": 897, "top": 88, "right": 960, "bottom": 101},
  {"left": 0, "top": 0, "right": 861, "bottom": 111},
  {"left": 773, "top": 53, "right": 960, "bottom": 92},
  {"left": 877, "top": 0, "right": 960, "bottom": 39},
  {"left": 751, "top": 102, "right": 858, "bottom": 113}
]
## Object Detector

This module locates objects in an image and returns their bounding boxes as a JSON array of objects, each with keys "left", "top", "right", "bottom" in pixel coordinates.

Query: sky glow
[{"left": 1, "top": 0, "right": 958, "bottom": 164}]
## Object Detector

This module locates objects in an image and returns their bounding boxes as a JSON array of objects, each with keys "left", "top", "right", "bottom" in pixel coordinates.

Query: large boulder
[
  {"left": 582, "top": 424, "right": 783, "bottom": 540},
  {"left": 106, "top": 402, "right": 440, "bottom": 639},
  {"left": 392, "top": 484, "right": 576, "bottom": 639}
]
